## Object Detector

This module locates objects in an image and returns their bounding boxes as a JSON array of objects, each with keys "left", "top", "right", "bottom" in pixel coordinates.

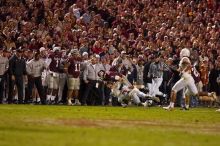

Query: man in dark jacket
[
  {"left": 143, "top": 55, "right": 153, "bottom": 93},
  {"left": 8, "top": 49, "right": 27, "bottom": 104},
  {"left": 209, "top": 56, "right": 220, "bottom": 97}
]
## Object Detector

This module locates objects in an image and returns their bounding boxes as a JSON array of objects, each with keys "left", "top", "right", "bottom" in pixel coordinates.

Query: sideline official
[{"left": 8, "top": 49, "right": 27, "bottom": 104}]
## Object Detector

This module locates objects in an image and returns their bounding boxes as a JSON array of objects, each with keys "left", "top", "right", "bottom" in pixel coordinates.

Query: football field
[{"left": 0, "top": 105, "right": 219, "bottom": 146}]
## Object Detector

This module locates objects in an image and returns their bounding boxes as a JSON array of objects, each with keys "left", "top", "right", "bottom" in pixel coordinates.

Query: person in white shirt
[
  {"left": 26, "top": 52, "right": 47, "bottom": 104},
  {"left": 0, "top": 49, "right": 9, "bottom": 103}
]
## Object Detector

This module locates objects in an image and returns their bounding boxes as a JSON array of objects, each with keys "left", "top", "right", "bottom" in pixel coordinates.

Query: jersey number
[{"left": 75, "top": 64, "right": 80, "bottom": 71}]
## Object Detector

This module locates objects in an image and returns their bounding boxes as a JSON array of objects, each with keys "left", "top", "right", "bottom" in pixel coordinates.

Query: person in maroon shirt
[
  {"left": 110, "top": 58, "right": 128, "bottom": 76},
  {"left": 46, "top": 47, "right": 62, "bottom": 103},
  {"left": 48, "top": 48, "right": 62, "bottom": 73},
  {"left": 65, "top": 49, "right": 82, "bottom": 105}
]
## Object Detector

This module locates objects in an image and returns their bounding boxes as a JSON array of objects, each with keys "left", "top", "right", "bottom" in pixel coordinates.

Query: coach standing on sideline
[
  {"left": 8, "top": 48, "right": 27, "bottom": 104},
  {"left": 0, "top": 49, "right": 9, "bottom": 103},
  {"left": 26, "top": 52, "right": 47, "bottom": 104},
  {"left": 82, "top": 55, "right": 98, "bottom": 105}
]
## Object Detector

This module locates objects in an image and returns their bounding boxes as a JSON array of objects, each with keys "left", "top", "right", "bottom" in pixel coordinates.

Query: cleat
[
  {"left": 145, "top": 94, "right": 160, "bottom": 102},
  {"left": 50, "top": 100, "right": 56, "bottom": 105},
  {"left": 67, "top": 99, "right": 73, "bottom": 106},
  {"left": 211, "top": 92, "right": 217, "bottom": 101},
  {"left": 216, "top": 109, "right": 220, "bottom": 112},
  {"left": 57, "top": 100, "right": 64, "bottom": 105},
  {"left": 151, "top": 96, "right": 160, "bottom": 103},
  {"left": 163, "top": 105, "right": 174, "bottom": 111},
  {"left": 142, "top": 101, "right": 149, "bottom": 107},
  {"left": 180, "top": 107, "right": 189, "bottom": 110},
  {"left": 73, "top": 100, "right": 81, "bottom": 106},
  {"left": 121, "top": 103, "right": 127, "bottom": 108},
  {"left": 163, "top": 94, "right": 167, "bottom": 98},
  {"left": 81, "top": 103, "right": 87, "bottom": 106}
]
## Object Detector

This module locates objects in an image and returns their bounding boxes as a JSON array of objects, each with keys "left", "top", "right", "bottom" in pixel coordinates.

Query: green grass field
[{"left": 0, "top": 105, "right": 219, "bottom": 146}]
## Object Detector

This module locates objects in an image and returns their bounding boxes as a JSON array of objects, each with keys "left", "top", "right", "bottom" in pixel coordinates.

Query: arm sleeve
[
  {"left": 23, "top": 60, "right": 27, "bottom": 75},
  {"left": 148, "top": 64, "right": 153, "bottom": 77},
  {"left": 5, "top": 59, "right": 9, "bottom": 72},
  {"left": 143, "top": 64, "right": 148, "bottom": 82},
  {"left": 133, "top": 65, "right": 137, "bottom": 82},
  {"left": 83, "top": 65, "right": 89, "bottom": 81},
  {"left": 9, "top": 57, "right": 15, "bottom": 75},
  {"left": 45, "top": 58, "right": 52, "bottom": 68},
  {"left": 26, "top": 62, "right": 32, "bottom": 75}
]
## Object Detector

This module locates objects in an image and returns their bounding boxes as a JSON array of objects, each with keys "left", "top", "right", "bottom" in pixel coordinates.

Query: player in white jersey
[
  {"left": 163, "top": 51, "right": 199, "bottom": 110},
  {"left": 164, "top": 48, "right": 217, "bottom": 110}
]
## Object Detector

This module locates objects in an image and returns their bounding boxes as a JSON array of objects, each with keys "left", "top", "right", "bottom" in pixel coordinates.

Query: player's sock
[
  {"left": 185, "top": 104, "right": 189, "bottom": 109},
  {"left": 51, "top": 96, "right": 55, "bottom": 101},
  {"left": 170, "top": 102, "right": 174, "bottom": 108},
  {"left": 37, "top": 97, "right": 41, "bottom": 102},
  {"left": 46, "top": 95, "right": 51, "bottom": 101}
]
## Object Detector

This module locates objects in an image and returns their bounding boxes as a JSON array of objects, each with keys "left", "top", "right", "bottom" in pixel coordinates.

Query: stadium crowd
[{"left": 0, "top": 0, "right": 220, "bottom": 109}]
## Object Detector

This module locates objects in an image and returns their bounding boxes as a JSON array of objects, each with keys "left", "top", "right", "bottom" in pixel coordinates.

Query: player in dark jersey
[
  {"left": 64, "top": 49, "right": 82, "bottom": 105},
  {"left": 46, "top": 47, "right": 62, "bottom": 103}
]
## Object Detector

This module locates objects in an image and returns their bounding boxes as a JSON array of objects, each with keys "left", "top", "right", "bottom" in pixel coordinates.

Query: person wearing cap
[
  {"left": 126, "top": 57, "right": 137, "bottom": 85},
  {"left": 39, "top": 47, "right": 47, "bottom": 58},
  {"left": 26, "top": 52, "right": 47, "bottom": 104},
  {"left": 82, "top": 55, "right": 99, "bottom": 105},
  {"left": 64, "top": 49, "right": 82, "bottom": 105},
  {"left": 78, "top": 52, "right": 89, "bottom": 101},
  {"left": 82, "top": 52, "right": 88, "bottom": 59},
  {"left": 100, "top": 57, "right": 112, "bottom": 105},
  {"left": 8, "top": 48, "right": 27, "bottom": 104},
  {"left": 0, "top": 48, "right": 9, "bottom": 103},
  {"left": 57, "top": 49, "right": 68, "bottom": 104},
  {"left": 22, "top": 49, "right": 35, "bottom": 103},
  {"left": 135, "top": 56, "right": 145, "bottom": 87},
  {"left": 39, "top": 47, "right": 50, "bottom": 103},
  {"left": 143, "top": 55, "right": 154, "bottom": 94},
  {"left": 94, "top": 55, "right": 107, "bottom": 105},
  {"left": 148, "top": 53, "right": 167, "bottom": 98}
]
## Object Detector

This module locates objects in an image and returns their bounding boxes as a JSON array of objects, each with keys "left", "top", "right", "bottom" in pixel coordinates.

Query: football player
[
  {"left": 163, "top": 53, "right": 198, "bottom": 110},
  {"left": 164, "top": 48, "right": 217, "bottom": 110},
  {"left": 65, "top": 49, "right": 82, "bottom": 105},
  {"left": 46, "top": 47, "right": 62, "bottom": 103},
  {"left": 106, "top": 74, "right": 159, "bottom": 107}
]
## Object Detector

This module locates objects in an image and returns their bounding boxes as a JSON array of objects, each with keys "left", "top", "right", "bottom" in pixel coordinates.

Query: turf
[{"left": 0, "top": 105, "right": 219, "bottom": 146}]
